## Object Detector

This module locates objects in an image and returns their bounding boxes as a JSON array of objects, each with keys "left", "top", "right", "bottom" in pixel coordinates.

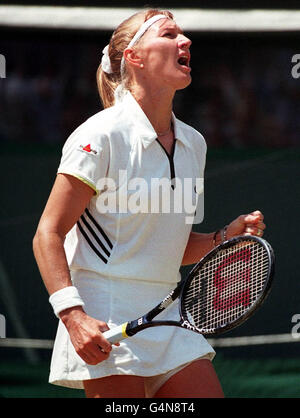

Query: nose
[{"left": 178, "top": 34, "right": 192, "bottom": 49}]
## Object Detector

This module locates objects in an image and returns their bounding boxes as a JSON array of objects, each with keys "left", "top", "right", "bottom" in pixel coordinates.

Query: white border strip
[
  {"left": 208, "top": 333, "right": 300, "bottom": 347},
  {"left": 0, "top": 334, "right": 299, "bottom": 349},
  {"left": 0, "top": 6, "right": 300, "bottom": 32},
  {"left": 0, "top": 338, "right": 54, "bottom": 349}
]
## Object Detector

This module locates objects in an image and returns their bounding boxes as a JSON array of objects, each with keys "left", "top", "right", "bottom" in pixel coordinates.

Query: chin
[{"left": 175, "top": 75, "right": 192, "bottom": 91}]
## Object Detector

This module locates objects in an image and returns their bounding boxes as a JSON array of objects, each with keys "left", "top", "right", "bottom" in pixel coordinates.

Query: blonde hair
[{"left": 97, "top": 9, "right": 173, "bottom": 109}]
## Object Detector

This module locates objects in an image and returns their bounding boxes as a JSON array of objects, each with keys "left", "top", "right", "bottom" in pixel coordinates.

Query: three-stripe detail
[{"left": 77, "top": 208, "right": 113, "bottom": 264}]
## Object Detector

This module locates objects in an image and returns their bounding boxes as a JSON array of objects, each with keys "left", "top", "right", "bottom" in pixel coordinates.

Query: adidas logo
[{"left": 79, "top": 144, "right": 97, "bottom": 154}]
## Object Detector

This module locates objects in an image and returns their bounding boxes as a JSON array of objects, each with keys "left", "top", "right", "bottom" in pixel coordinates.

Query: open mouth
[{"left": 177, "top": 55, "right": 190, "bottom": 68}]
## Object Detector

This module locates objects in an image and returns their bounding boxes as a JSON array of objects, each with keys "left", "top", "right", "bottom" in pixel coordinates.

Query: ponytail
[{"left": 96, "top": 65, "right": 119, "bottom": 109}]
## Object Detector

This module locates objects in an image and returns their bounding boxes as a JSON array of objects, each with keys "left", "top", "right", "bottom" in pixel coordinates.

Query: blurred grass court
[{"left": 1, "top": 349, "right": 300, "bottom": 398}]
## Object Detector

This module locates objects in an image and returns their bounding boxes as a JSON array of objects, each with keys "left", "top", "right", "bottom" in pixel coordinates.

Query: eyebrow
[{"left": 159, "top": 21, "right": 184, "bottom": 34}]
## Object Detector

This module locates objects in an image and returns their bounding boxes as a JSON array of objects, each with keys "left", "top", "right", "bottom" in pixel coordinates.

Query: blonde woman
[{"left": 33, "top": 9, "right": 265, "bottom": 398}]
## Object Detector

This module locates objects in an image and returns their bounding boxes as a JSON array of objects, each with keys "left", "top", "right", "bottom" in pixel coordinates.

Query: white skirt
[{"left": 49, "top": 270, "right": 215, "bottom": 389}]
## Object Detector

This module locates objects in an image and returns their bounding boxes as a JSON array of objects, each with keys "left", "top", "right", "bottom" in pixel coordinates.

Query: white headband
[{"left": 101, "top": 14, "right": 168, "bottom": 76}]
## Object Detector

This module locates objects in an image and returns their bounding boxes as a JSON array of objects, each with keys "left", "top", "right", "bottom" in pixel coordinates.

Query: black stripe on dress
[
  {"left": 84, "top": 208, "right": 113, "bottom": 249},
  {"left": 77, "top": 219, "right": 108, "bottom": 264},
  {"left": 80, "top": 214, "right": 111, "bottom": 257}
]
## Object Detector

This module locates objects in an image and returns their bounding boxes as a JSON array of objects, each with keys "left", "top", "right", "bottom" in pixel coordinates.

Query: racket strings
[{"left": 182, "top": 241, "right": 270, "bottom": 333}]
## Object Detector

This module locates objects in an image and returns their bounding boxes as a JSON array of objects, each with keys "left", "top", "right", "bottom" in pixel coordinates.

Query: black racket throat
[
  {"left": 125, "top": 318, "right": 180, "bottom": 337},
  {"left": 125, "top": 287, "right": 183, "bottom": 336}
]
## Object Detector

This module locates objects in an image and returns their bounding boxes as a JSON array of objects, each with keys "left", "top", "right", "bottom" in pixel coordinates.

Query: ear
[{"left": 123, "top": 48, "right": 143, "bottom": 70}]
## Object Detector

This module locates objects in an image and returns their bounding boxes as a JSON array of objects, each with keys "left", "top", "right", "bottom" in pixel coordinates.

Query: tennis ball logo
[
  {"left": 0, "top": 54, "right": 6, "bottom": 79},
  {"left": 0, "top": 314, "right": 6, "bottom": 338}
]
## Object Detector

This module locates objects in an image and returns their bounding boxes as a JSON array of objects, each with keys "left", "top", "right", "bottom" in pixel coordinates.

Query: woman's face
[{"left": 134, "top": 18, "right": 192, "bottom": 91}]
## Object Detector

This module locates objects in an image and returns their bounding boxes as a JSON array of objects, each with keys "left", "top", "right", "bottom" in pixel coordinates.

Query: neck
[{"left": 131, "top": 84, "right": 174, "bottom": 135}]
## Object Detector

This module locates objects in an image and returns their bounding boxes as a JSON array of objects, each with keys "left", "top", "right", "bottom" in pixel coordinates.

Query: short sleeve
[{"left": 57, "top": 119, "right": 110, "bottom": 194}]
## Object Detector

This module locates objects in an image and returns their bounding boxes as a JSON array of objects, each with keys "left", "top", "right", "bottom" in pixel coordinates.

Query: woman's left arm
[{"left": 182, "top": 210, "right": 266, "bottom": 266}]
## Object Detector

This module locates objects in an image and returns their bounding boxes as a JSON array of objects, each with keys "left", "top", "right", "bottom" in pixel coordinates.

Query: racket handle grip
[{"left": 103, "top": 323, "right": 128, "bottom": 344}]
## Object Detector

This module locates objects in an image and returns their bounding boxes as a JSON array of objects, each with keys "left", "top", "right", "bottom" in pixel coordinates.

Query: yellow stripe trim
[
  {"left": 60, "top": 172, "right": 99, "bottom": 195},
  {"left": 73, "top": 175, "right": 98, "bottom": 194},
  {"left": 58, "top": 171, "right": 99, "bottom": 195},
  {"left": 122, "top": 322, "right": 129, "bottom": 338}
]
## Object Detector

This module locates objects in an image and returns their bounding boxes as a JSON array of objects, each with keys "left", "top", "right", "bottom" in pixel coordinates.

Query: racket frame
[{"left": 179, "top": 235, "right": 275, "bottom": 336}]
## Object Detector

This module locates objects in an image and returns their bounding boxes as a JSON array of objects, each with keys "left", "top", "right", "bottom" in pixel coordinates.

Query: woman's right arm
[{"left": 33, "top": 173, "right": 113, "bottom": 365}]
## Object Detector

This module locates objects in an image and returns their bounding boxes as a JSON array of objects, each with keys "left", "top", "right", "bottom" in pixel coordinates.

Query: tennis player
[{"left": 33, "top": 9, "right": 266, "bottom": 398}]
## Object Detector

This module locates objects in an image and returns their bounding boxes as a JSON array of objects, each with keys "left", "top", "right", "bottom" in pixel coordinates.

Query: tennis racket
[{"left": 103, "top": 235, "right": 275, "bottom": 344}]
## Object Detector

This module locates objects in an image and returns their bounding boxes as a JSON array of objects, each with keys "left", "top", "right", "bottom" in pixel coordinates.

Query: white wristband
[{"left": 49, "top": 286, "right": 85, "bottom": 318}]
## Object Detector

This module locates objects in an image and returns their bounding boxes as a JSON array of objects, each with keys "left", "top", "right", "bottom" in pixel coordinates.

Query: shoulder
[
  {"left": 62, "top": 103, "right": 125, "bottom": 153},
  {"left": 175, "top": 117, "right": 207, "bottom": 152},
  {"left": 68, "top": 105, "right": 120, "bottom": 139}
]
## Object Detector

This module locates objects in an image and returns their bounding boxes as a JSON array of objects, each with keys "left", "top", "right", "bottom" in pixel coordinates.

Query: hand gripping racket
[{"left": 103, "top": 235, "right": 275, "bottom": 344}]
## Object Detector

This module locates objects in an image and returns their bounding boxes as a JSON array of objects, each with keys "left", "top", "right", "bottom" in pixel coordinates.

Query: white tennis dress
[{"left": 49, "top": 91, "right": 215, "bottom": 389}]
